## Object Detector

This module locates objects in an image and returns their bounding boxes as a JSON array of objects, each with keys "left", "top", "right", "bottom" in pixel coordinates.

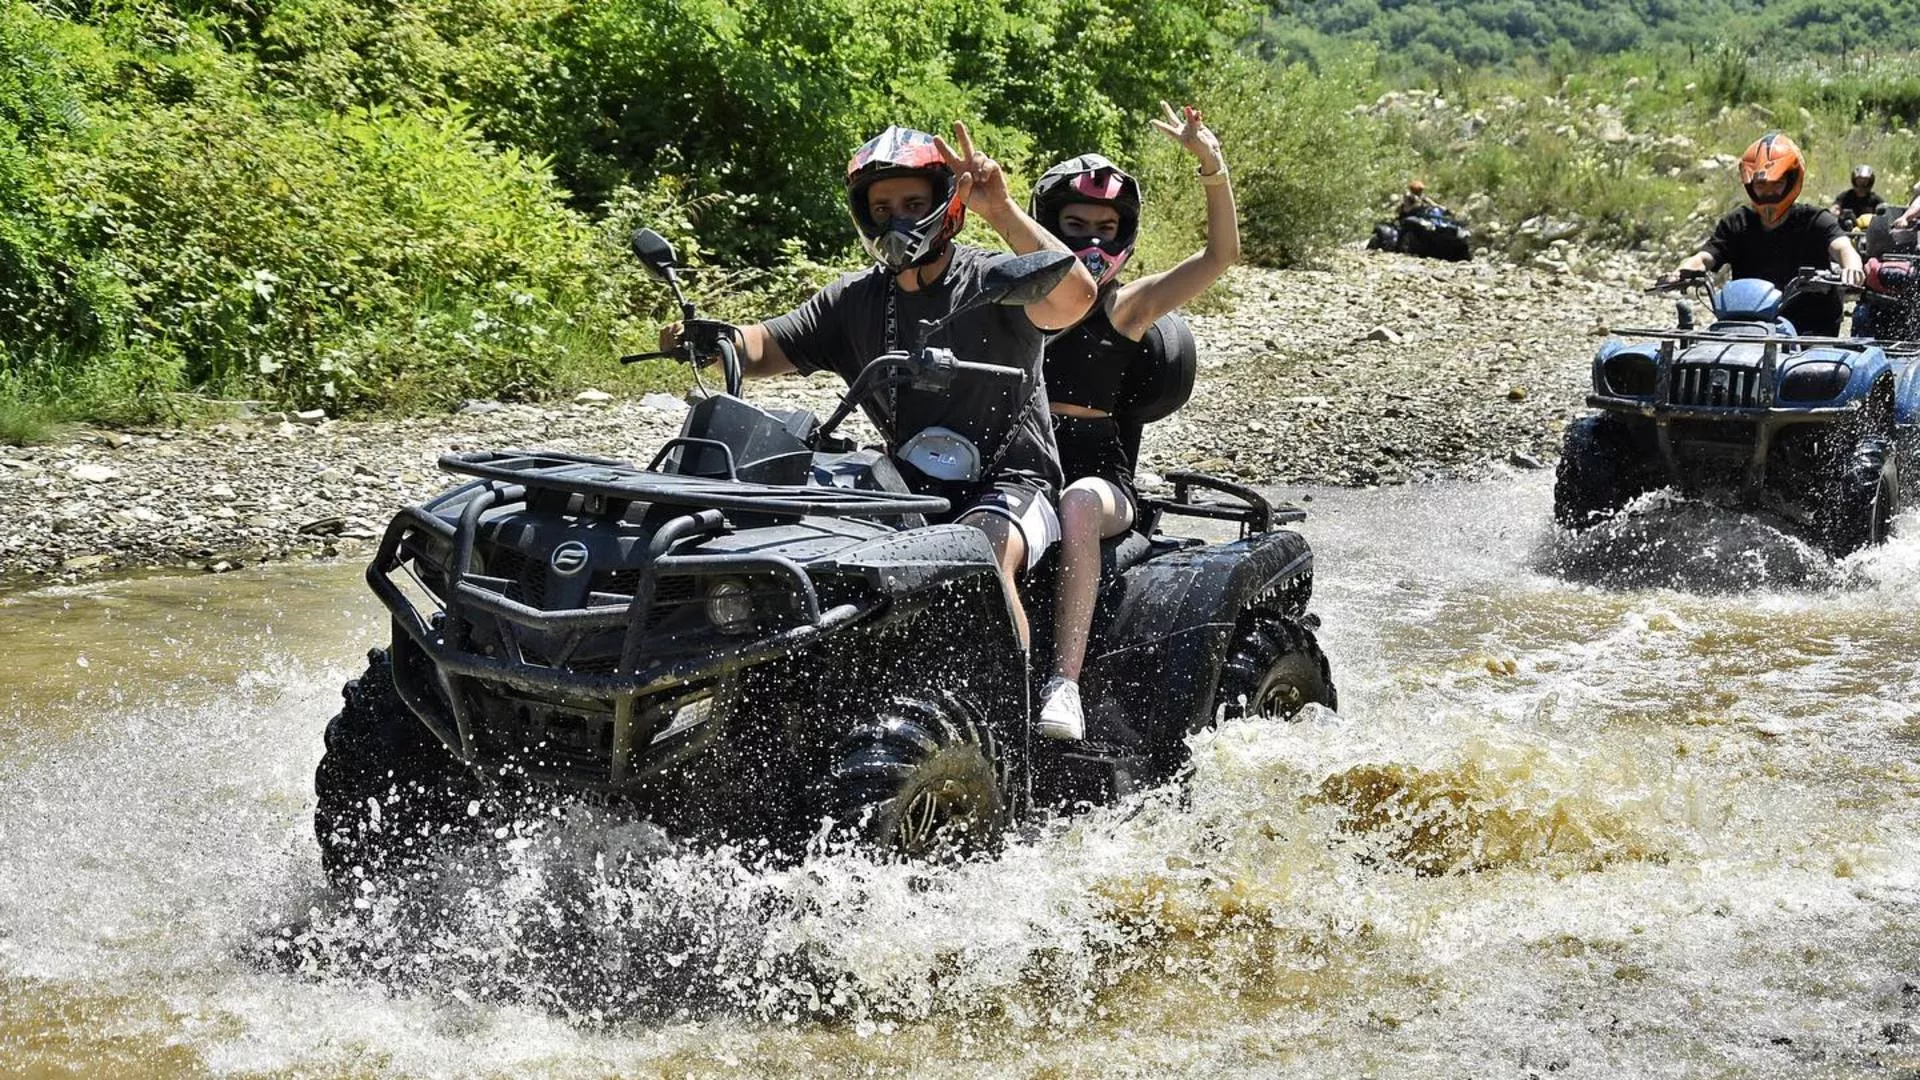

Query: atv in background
[
  {"left": 1556, "top": 268, "right": 1919, "bottom": 556},
  {"left": 315, "top": 230, "right": 1336, "bottom": 887},
  {"left": 1853, "top": 204, "right": 1920, "bottom": 340},
  {"left": 1367, "top": 206, "right": 1472, "bottom": 262}
]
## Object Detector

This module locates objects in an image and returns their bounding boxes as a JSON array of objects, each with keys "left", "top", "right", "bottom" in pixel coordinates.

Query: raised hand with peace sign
[{"left": 933, "top": 121, "right": 1015, "bottom": 219}]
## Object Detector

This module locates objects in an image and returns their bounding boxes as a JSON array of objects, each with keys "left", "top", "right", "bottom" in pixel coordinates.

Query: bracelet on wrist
[{"left": 1197, "top": 163, "right": 1230, "bottom": 186}]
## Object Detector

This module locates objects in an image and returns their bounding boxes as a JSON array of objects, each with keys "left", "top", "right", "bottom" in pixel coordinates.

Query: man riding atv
[
  {"left": 1667, "top": 133, "right": 1863, "bottom": 336},
  {"left": 1832, "top": 163, "right": 1885, "bottom": 221},
  {"left": 659, "top": 124, "right": 1098, "bottom": 647}
]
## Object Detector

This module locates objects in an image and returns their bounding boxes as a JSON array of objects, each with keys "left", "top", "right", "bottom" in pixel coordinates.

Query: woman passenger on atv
[
  {"left": 657, "top": 123, "right": 1097, "bottom": 649},
  {"left": 1665, "top": 132, "right": 1864, "bottom": 335},
  {"left": 1030, "top": 102, "right": 1239, "bottom": 740}
]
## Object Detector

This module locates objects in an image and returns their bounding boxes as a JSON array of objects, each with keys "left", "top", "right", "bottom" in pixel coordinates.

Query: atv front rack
[
  {"left": 439, "top": 449, "right": 953, "bottom": 519},
  {"left": 1610, "top": 327, "right": 1920, "bottom": 356}
]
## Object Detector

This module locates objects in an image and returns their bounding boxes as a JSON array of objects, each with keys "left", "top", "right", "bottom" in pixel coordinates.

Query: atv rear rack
[
  {"left": 439, "top": 449, "right": 952, "bottom": 519},
  {"left": 1143, "top": 471, "right": 1305, "bottom": 539}
]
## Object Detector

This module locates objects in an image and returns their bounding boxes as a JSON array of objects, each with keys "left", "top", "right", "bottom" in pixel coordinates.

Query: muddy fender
[{"left": 1084, "top": 530, "right": 1316, "bottom": 745}]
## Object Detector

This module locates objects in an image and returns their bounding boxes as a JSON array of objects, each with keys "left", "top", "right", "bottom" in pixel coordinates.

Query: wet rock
[
  {"left": 1508, "top": 451, "right": 1545, "bottom": 469},
  {"left": 641, "top": 392, "right": 689, "bottom": 416},
  {"left": 62, "top": 554, "right": 112, "bottom": 571}
]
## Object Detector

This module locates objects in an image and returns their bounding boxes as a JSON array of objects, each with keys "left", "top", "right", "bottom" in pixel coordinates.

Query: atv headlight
[
  {"left": 1602, "top": 353, "right": 1657, "bottom": 397},
  {"left": 705, "top": 578, "right": 755, "bottom": 635},
  {"left": 1779, "top": 361, "right": 1851, "bottom": 402}
]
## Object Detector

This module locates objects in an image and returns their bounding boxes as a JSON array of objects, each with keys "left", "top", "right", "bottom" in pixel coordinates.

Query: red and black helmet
[
  {"left": 1739, "top": 132, "right": 1805, "bottom": 229},
  {"left": 845, "top": 126, "right": 967, "bottom": 271},
  {"left": 1031, "top": 154, "right": 1142, "bottom": 287}
]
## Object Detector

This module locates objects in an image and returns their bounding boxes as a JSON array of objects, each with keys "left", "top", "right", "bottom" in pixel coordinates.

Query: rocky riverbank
[{"left": 0, "top": 246, "right": 1672, "bottom": 587}]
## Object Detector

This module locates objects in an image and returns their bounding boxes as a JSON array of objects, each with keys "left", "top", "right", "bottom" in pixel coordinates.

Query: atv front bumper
[
  {"left": 368, "top": 495, "right": 869, "bottom": 793},
  {"left": 1588, "top": 392, "right": 1857, "bottom": 496}
]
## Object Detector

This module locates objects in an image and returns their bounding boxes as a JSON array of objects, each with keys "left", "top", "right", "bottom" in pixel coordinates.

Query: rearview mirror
[
  {"left": 631, "top": 228, "right": 679, "bottom": 282},
  {"left": 982, "top": 250, "right": 1077, "bottom": 307}
]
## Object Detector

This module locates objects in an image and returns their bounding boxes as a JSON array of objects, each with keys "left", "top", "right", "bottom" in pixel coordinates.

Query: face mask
[{"left": 1069, "top": 235, "right": 1131, "bottom": 286}]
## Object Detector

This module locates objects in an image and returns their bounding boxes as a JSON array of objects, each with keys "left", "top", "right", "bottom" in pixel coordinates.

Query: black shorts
[
  {"left": 917, "top": 473, "right": 1061, "bottom": 571},
  {"left": 1051, "top": 413, "right": 1136, "bottom": 509}
]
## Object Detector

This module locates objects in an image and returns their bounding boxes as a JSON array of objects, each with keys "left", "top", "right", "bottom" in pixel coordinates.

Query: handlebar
[
  {"left": 812, "top": 348, "right": 1026, "bottom": 447},
  {"left": 624, "top": 318, "right": 744, "bottom": 396}
]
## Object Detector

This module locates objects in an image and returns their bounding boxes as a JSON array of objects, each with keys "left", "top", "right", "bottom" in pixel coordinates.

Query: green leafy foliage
[{"left": 6, "top": 0, "right": 1288, "bottom": 421}]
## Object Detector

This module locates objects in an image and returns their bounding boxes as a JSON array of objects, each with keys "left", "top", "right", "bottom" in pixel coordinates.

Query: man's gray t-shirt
[{"left": 761, "top": 244, "right": 1063, "bottom": 495}]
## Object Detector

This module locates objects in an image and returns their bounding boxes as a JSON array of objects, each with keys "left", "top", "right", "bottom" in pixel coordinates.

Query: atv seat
[{"left": 1099, "top": 529, "right": 1157, "bottom": 580}]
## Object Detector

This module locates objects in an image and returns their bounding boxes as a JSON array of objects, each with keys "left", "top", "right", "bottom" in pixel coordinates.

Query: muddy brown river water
[{"left": 3, "top": 475, "right": 1918, "bottom": 1078}]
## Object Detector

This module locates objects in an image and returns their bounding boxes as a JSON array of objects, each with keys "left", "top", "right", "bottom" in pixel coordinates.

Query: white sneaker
[{"left": 1037, "top": 677, "right": 1084, "bottom": 741}]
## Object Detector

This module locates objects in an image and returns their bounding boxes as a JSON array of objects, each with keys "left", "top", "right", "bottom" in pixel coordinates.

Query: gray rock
[
  {"left": 574, "top": 389, "right": 615, "bottom": 405},
  {"left": 1366, "top": 326, "right": 1403, "bottom": 344},
  {"left": 69, "top": 463, "right": 121, "bottom": 483}
]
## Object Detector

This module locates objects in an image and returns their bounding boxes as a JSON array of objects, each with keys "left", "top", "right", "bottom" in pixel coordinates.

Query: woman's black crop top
[{"left": 1043, "top": 301, "right": 1155, "bottom": 414}]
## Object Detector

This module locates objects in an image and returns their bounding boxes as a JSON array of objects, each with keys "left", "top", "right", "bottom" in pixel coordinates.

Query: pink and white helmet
[{"left": 1031, "top": 153, "right": 1142, "bottom": 286}]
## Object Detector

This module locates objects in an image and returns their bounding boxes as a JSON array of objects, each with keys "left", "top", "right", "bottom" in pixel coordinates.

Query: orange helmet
[
  {"left": 1738, "top": 133, "right": 1804, "bottom": 229},
  {"left": 1408, "top": 179, "right": 1426, "bottom": 194}
]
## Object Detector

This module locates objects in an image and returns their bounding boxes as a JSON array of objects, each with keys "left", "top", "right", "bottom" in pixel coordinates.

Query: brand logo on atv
[{"left": 549, "top": 541, "right": 590, "bottom": 577}]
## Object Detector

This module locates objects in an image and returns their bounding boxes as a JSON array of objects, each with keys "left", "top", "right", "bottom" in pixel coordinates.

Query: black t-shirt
[
  {"left": 1834, "top": 189, "right": 1885, "bottom": 218},
  {"left": 1043, "top": 296, "right": 1152, "bottom": 414},
  {"left": 761, "top": 244, "right": 1062, "bottom": 493},
  {"left": 1700, "top": 204, "right": 1846, "bottom": 289}
]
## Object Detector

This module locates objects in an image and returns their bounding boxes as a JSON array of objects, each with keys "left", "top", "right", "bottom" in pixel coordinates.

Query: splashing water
[{"left": 3, "top": 474, "right": 1919, "bottom": 1077}]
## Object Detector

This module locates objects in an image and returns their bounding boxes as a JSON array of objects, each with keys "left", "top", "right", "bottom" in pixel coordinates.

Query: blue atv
[{"left": 1556, "top": 269, "right": 1919, "bottom": 555}]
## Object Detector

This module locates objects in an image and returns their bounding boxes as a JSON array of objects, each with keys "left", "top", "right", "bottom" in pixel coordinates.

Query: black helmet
[
  {"left": 1854, "top": 163, "right": 1876, "bottom": 188},
  {"left": 844, "top": 126, "right": 967, "bottom": 272},
  {"left": 1030, "top": 153, "right": 1142, "bottom": 287}
]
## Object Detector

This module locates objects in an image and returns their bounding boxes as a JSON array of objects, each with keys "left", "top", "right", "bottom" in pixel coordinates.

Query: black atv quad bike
[
  {"left": 315, "top": 232, "right": 1336, "bottom": 886},
  {"left": 1367, "top": 206, "right": 1472, "bottom": 262}
]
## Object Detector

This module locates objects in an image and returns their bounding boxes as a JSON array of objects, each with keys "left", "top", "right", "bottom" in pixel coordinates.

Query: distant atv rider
[
  {"left": 658, "top": 124, "right": 1098, "bottom": 646},
  {"left": 1028, "top": 102, "right": 1239, "bottom": 741},
  {"left": 1666, "top": 132, "right": 1864, "bottom": 335},
  {"left": 1396, "top": 179, "right": 1438, "bottom": 219},
  {"left": 1832, "top": 163, "right": 1885, "bottom": 220}
]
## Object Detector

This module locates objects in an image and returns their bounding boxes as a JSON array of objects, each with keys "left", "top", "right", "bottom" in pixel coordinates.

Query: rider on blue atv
[
  {"left": 658, "top": 124, "right": 1098, "bottom": 648},
  {"left": 1665, "top": 133, "right": 1863, "bottom": 336}
]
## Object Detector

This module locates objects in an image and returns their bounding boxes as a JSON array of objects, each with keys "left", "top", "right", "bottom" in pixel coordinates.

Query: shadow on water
[{"left": 1535, "top": 492, "right": 1847, "bottom": 593}]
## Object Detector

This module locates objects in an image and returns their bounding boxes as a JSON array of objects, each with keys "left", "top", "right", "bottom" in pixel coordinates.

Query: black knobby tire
[
  {"left": 813, "top": 692, "right": 1008, "bottom": 861},
  {"left": 1822, "top": 434, "right": 1900, "bottom": 556},
  {"left": 1554, "top": 413, "right": 1642, "bottom": 530},
  {"left": 313, "top": 649, "right": 478, "bottom": 889},
  {"left": 1211, "top": 612, "right": 1337, "bottom": 725}
]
